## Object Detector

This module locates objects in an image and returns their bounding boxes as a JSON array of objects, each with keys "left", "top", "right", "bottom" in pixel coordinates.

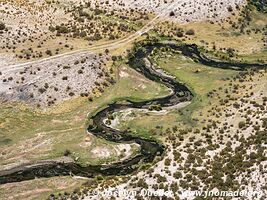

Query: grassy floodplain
[
  {"left": 111, "top": 48, "right": 240, "bottom": 139},
  {"left": 0, "top": 63, "right": 169, "bottom": 167}
]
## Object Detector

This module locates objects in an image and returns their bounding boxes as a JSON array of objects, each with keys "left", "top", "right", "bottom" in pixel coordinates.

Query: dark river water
[{"left": 0, "top": 41, "right": 266, "bottom": 184}]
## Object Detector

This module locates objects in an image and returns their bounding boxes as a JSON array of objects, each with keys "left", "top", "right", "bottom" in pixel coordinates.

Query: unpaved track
[{"left": 0, "top": 0, "right": 181, "bottom": 73}]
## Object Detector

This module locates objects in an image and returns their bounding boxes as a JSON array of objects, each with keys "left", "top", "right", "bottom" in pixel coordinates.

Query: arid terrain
[{"left": 0, "top": 0, "right": 266, "bottom": 200}]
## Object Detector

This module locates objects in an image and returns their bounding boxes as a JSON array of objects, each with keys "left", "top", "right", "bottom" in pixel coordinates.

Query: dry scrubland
[
  {"left": 42, "top": 43, "right": 267, "bottom": 199},
  {"left": 0, "top": 0, "right": 151, "bottom": 63},
  {"left": 0, "top": 0, "right": 150, "bottom": 106},
  {"left": 92, "top": 49, "right": 267, "bottom": 200},
  {"left": 0, "top": 53, "right": 111, "bottom": 106},
  {"left": 0, "top": 0, "right": 244, "bottom": 62},
  {"left": 42, "top": 4, "right": 266, "bottom": 199},
  {"left": 0, "top": 0, "right": 247, "bottom": 107},
  {"left": 87, "top": 0, "right": 245, "bottom": 23},
  {"left": 85, "top": 70, "right": 267, "bottom": 200}
]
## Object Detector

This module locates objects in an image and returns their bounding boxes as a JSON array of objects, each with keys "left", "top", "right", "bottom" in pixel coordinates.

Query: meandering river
[{"left": 0, "top": 41, "right": 266, "bottom": 184}]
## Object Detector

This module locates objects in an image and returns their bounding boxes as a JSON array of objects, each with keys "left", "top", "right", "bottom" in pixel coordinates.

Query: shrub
[
  {"left": 45, "top": 50, "right": 52, "bottom": 56},
  {"left": 164, "top": 158, "right": 171, "bottom": 166},
  {"left": 137, "top": 178, "right": 148, "bottom": 188},
  {"left": 0, "top": 22, "right": 5, "bottom": 30},
  {"left": 96, "top": 175, "right": 104, "bottom": 181},
  {"left": 170, "top": 11, "right": 175, "bottom": 16},
  {"left": 185, "top": 29, "right": 195, "bottom": 35},
  {"left": 227, "top": 6, "right": 233, "bottom": 12},
  {"left": 55, "top": 25, "right": 69, "bottom": 34},
  {"left": 176, "top": 31, "right": 184, "bottom": 37},
  {"left": 63, "top": 149, "right": 71, "bottom": 156},
  {"left": 238, "top": 121, "right": 246, "bottom": 129},
  {"left": 173, "top": 171, "right": 182, "bottom": 179}
]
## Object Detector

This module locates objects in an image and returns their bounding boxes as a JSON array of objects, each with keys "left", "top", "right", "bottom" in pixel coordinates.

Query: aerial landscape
[{"left": 0, "top": 0, "right": 266, "bottom": 199}]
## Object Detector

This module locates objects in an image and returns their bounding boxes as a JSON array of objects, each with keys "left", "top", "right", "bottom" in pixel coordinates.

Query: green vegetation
[
  {"left": 153, "top": 5, "right": 267, "bottom": 59},
  {"left": 0, "top": 64, "right": 169, "bottom": 166},
  {"left": 49, "top": 4, "right": 149, "bottom": 42},
  {"left": 250, "top": 0, "right": 267, "bottom": 13},
  {"left": 114, "top": 48, "right": 239, "bottom": 139},
  {"left": 1, "top": 1, "right": 266, "bottom": 200}
]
